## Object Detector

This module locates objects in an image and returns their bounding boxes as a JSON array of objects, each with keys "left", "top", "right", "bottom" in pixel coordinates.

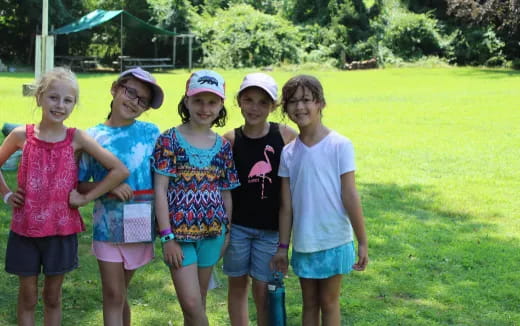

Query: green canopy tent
[{"left": 51, "top": 9, "right": 193, "bottom": 71}]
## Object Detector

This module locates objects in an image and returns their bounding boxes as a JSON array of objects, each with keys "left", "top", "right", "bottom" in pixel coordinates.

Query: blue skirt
[{"left": 291, "top": 241, "right": 356, "bottom": 279}]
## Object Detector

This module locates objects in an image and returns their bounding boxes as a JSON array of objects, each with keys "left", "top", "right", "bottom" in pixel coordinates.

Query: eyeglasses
[
  {"left": 120, "top": 85, "right": 150, "bottom": 109},
  {"left": 286, "top": 98, "right": 315, "bottom": 106}
]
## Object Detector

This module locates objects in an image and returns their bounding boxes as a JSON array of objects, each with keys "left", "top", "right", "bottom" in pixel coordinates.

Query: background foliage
[{"left": 0, "top": 0, "right": 519, "bottom": 69}]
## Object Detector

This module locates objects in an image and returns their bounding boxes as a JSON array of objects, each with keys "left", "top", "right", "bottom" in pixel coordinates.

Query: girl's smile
[
  {"left": 38, "top": 80, "right": 76, "bottom": 123},
  {"left": 239, "top": 87, "right": 274, "bottom": 126},
  {"left": 184, "top": 92, "right": 223, "bottom": 127},
  {"left": 109, "top": 79, "right": 151, "bottom": 125},
  {"left": 286, "top": 86, "right": 322, "bottom": 128}
]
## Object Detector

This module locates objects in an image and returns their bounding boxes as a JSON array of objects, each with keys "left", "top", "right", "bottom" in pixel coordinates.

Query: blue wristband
[{"left": 160, "top": 233, "right": 175, "bottom": 243}]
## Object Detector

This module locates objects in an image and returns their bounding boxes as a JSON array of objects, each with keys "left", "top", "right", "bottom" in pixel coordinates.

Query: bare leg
[
  {"left": 227, "top": 275, "right": 249, "bottom": 326},
  {"left": 42, "top": 274, "right": 65, "bottom": 326},
  {"left": 123, "top": 269, "right": 136, "bottom": 326},
  {"left": 251, "top": 278, "right": 269, "bottom": 326},
  {"left": 18, "top": 276, "right": 38, "bottom": 326},
  {"left": 318, "top": 275, "right": 343, "bottom": 326},
  {"left": 197, "top": 266, "right": 213, "bottom": 310},
  {"left": 98, "top": 260, "right": 135, "bottom": 326},
  {"left": 170, "top": 264, "right": 209, "bottom": 326},
  {"left": 300, "top": 278, "right": 320, "bottom": 326}
]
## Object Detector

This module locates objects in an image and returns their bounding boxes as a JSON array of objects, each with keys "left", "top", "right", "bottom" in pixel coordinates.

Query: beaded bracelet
[
  {"left": 3, "top": 192, "right": 13, "bottom": 204},
  {"left": 159, "top": 228, "right": 173, "bottom": 237},
  {"left": 278, "top": 243, "right": 289, "bottom": 249}
]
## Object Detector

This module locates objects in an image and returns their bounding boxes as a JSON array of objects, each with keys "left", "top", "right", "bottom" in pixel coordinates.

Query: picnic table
[
  {"left": 55, "top": 55, "right": 100, "bottom": 72},
  {"left": 119, "top": 57, "right": 175, "bottom": 71}
]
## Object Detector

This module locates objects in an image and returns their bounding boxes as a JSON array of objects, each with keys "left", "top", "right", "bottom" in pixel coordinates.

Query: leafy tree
[
  {"left": 446, "top": 0, "right": 520, "bottom": 33},
  {"left": 331, "top": 0, "right": 370, "bottom": 43},
  {"left": 289, "top": 0, "right": 333, "bottom": 25},
  {"left": 0, "top": 0, "right": 81, "bottom": 64},
  {"left": 381, "top": 10, "right": 443, "bottom": 60},
  {"left": 445, "top": 0, "right": 520, "bottom": 58},
  {"left": 191, "top": 4, "right": 300, "bottom": 68}
]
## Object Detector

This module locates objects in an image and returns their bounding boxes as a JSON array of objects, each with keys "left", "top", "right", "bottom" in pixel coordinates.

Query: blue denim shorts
[
  {"left": 223, "top": 224, "right": 279, "bottom": 282},
  {"left": 291, "top": 241, "right": 355, "bottom": 279}
]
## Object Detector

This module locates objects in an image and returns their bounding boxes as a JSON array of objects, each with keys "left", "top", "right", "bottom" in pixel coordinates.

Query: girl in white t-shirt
[{"left": 271, "top": 75, "right": 368, "bottom": 325}]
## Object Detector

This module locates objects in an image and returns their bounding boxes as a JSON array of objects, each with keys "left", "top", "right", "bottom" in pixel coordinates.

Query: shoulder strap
[
  {"left": 25, "top": 124, "right": 34, "bottom": 138},
  {"left": 270, "top": 122, "right": 280, "bottom": 133},
  {"left": 269, "top": 122, "right": 285, "bottom": 144},
  {"left": 233, "top": 127, "right": 243, "bottom": 149},
  {"left": 65, "top": 128, "right": 77, "bottom": 142}
]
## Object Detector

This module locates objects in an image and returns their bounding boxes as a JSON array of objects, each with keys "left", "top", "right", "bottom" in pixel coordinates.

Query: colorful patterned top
[
  {"left": 152, "top": 127, "right": 240, "bottom": 241},
  {"left": 78, "top": 121, "right": 160, "bottom": 242},
  {"left": 12, "top": 124, "right": 85, "bottom": 237}
]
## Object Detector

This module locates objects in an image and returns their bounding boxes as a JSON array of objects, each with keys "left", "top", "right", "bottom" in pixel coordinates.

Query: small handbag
[{"left": 122, "top": 189, "right": 154, "bottom": 243}]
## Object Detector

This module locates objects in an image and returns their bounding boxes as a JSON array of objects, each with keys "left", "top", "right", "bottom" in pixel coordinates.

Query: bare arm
[
  {"left": 78, "top": 181, "right": 133, "bottom": 201},
  {"left": 222, "top": 130, "right": 235, "bottom": 147},
  {"left": 0, "top": 127, "right": 26, "bottom": 207},
  {"left": 270, "top": 177, "right": 293, "bottom": 274},
  {"left": 341, "top": 171, "right": 368, "bottom": 271},
  {"left": 154, "top": 172, "right": 183, "bottom": 269},
  {"left": 71, "top": 130, "right": 129, "bottom": 207},
  {"left": 220, "top": 189, "right": 233, "bottom": 256},
  {"left": 221, "top": 190, "right": 232, "bottom": 224},
  {"left": 279, "top": 123, "right": 298, "bottom": 144}
]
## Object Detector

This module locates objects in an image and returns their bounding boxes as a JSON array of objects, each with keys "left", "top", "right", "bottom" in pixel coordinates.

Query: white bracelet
[{"left": 3, "top": 191, "right": 13, "bottom": 204}]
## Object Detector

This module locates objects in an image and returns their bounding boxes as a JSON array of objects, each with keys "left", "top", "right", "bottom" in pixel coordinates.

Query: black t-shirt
[{"left": 231, "top": 122, "right": 285, "bottom": 230}]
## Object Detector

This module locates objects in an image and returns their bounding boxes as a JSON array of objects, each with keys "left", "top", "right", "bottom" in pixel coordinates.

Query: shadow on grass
[
  {"left": 451, "top": 67, "right": 520, "bottom": 79},
  {"left": 0, "top": 177, "right": 518, "bottom": 325},
  {"left": 338, "top": 182, "right": 520, "bottom": 325}
]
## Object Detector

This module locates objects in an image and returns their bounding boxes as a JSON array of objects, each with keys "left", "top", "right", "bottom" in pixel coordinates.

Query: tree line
[{"left": 1, "top": 0, "right": 519, "bottom": 69}]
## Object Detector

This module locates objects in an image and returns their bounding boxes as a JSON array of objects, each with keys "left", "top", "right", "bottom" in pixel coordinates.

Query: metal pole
[
  {"left": 120, "top": 14, "right": 123, "bottom": 72},
  {"left": 172, "top": 28, "right": 176, "bottom": 69},
  {"left": 188, "top": 35, "right": 192, "bottom": 72},
  {"left": 37, "top": 0, "right": 49, "bottom": 79},
  {"left": 42, "top": 0, "right": 48, "bottom": 37}
]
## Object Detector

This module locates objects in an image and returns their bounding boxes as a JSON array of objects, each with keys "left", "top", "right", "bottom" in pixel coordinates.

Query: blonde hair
[{"left": 34, "top": 67, "right": 79, "bottom": 104}]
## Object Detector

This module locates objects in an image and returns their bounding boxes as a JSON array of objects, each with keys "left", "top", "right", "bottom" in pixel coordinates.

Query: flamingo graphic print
[{"left": 248, "top": 145, "right": 275, "bottom": 199}]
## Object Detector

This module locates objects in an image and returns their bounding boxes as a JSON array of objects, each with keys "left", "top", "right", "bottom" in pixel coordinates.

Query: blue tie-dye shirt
[{"left": 79, "top": 121, "right": 160, "bottom": 242}]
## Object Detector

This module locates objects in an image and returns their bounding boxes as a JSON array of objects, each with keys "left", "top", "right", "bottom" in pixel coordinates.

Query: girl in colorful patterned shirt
[
  {"left": 0, "top": 67, "right": 128, "bottom": 325},
  {"left": 78, "top": 67, "right": 164, "bottom": 325},
  {"left": 153, "top": 70, "right": 239, "bottom": 326}
]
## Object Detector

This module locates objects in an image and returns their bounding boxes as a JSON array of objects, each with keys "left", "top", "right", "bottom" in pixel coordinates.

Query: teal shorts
[
  {"left": 163, "top": 226, "right": 226, "bottom": 268},
  {"left": 291, "top": 241, "right": 355, "bottom": 279}
]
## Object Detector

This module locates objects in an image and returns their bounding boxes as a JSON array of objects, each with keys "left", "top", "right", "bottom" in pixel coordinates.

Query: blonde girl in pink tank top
[{"left": 0, "top": 67, "right": 128, "bottom": 326}]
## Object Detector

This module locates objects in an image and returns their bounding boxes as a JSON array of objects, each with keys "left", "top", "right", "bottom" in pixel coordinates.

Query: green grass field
[{"left": 0, "top": 67, "right": 519, "bottom": 325}]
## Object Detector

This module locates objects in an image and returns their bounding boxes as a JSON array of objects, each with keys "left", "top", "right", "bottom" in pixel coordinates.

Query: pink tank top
[{"left": 11, "top": 124, "right": 85, "bottom": 237}]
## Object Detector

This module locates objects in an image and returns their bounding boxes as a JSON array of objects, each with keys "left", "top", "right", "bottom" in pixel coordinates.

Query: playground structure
[{"left": 34, "top": 5, "right": 194, "bottom": 77}]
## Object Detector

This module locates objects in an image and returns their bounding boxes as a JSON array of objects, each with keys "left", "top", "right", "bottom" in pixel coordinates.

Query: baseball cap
[
  {"left": 119, "top": 67, "right": 164, "bottom": 109},
  {"left": 186, "top": 70, "right": 225, "bottom": 99},
  {"left": 238, "top": 73, "right": 277, "bottom": 101}
]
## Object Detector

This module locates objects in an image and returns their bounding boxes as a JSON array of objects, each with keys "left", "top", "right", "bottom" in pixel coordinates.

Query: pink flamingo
[{"left": 248, "top": 145, "right": 275, "bottom": 199}]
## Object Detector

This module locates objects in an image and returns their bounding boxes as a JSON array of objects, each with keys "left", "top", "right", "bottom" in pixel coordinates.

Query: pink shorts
[{"left": 92, "top": 241, "right": 154, "bottom": 270}]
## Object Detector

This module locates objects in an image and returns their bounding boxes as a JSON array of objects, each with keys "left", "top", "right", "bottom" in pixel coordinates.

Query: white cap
[{"left": 238, "top": 73, "right": 277, "bottom": 101}]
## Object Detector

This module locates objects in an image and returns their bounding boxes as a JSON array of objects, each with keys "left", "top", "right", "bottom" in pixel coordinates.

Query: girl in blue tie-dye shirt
[{"left": 78, "top": 68, "right": 164, "bottom": 325}]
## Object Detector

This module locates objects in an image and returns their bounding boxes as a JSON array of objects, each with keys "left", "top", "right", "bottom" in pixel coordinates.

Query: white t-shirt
[{"left": 278, "top": 131, "right": 355, "bottom": 253}]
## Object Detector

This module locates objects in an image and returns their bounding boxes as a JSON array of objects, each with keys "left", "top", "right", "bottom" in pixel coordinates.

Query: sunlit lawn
[{"left": 0, "top": 66, "right": 519, "bottom": 325}]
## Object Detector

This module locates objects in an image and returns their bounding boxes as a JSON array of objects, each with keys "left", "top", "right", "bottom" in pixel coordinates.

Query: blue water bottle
[{"left": 267, "top": 272, "right": 287, "bottom": 326}]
